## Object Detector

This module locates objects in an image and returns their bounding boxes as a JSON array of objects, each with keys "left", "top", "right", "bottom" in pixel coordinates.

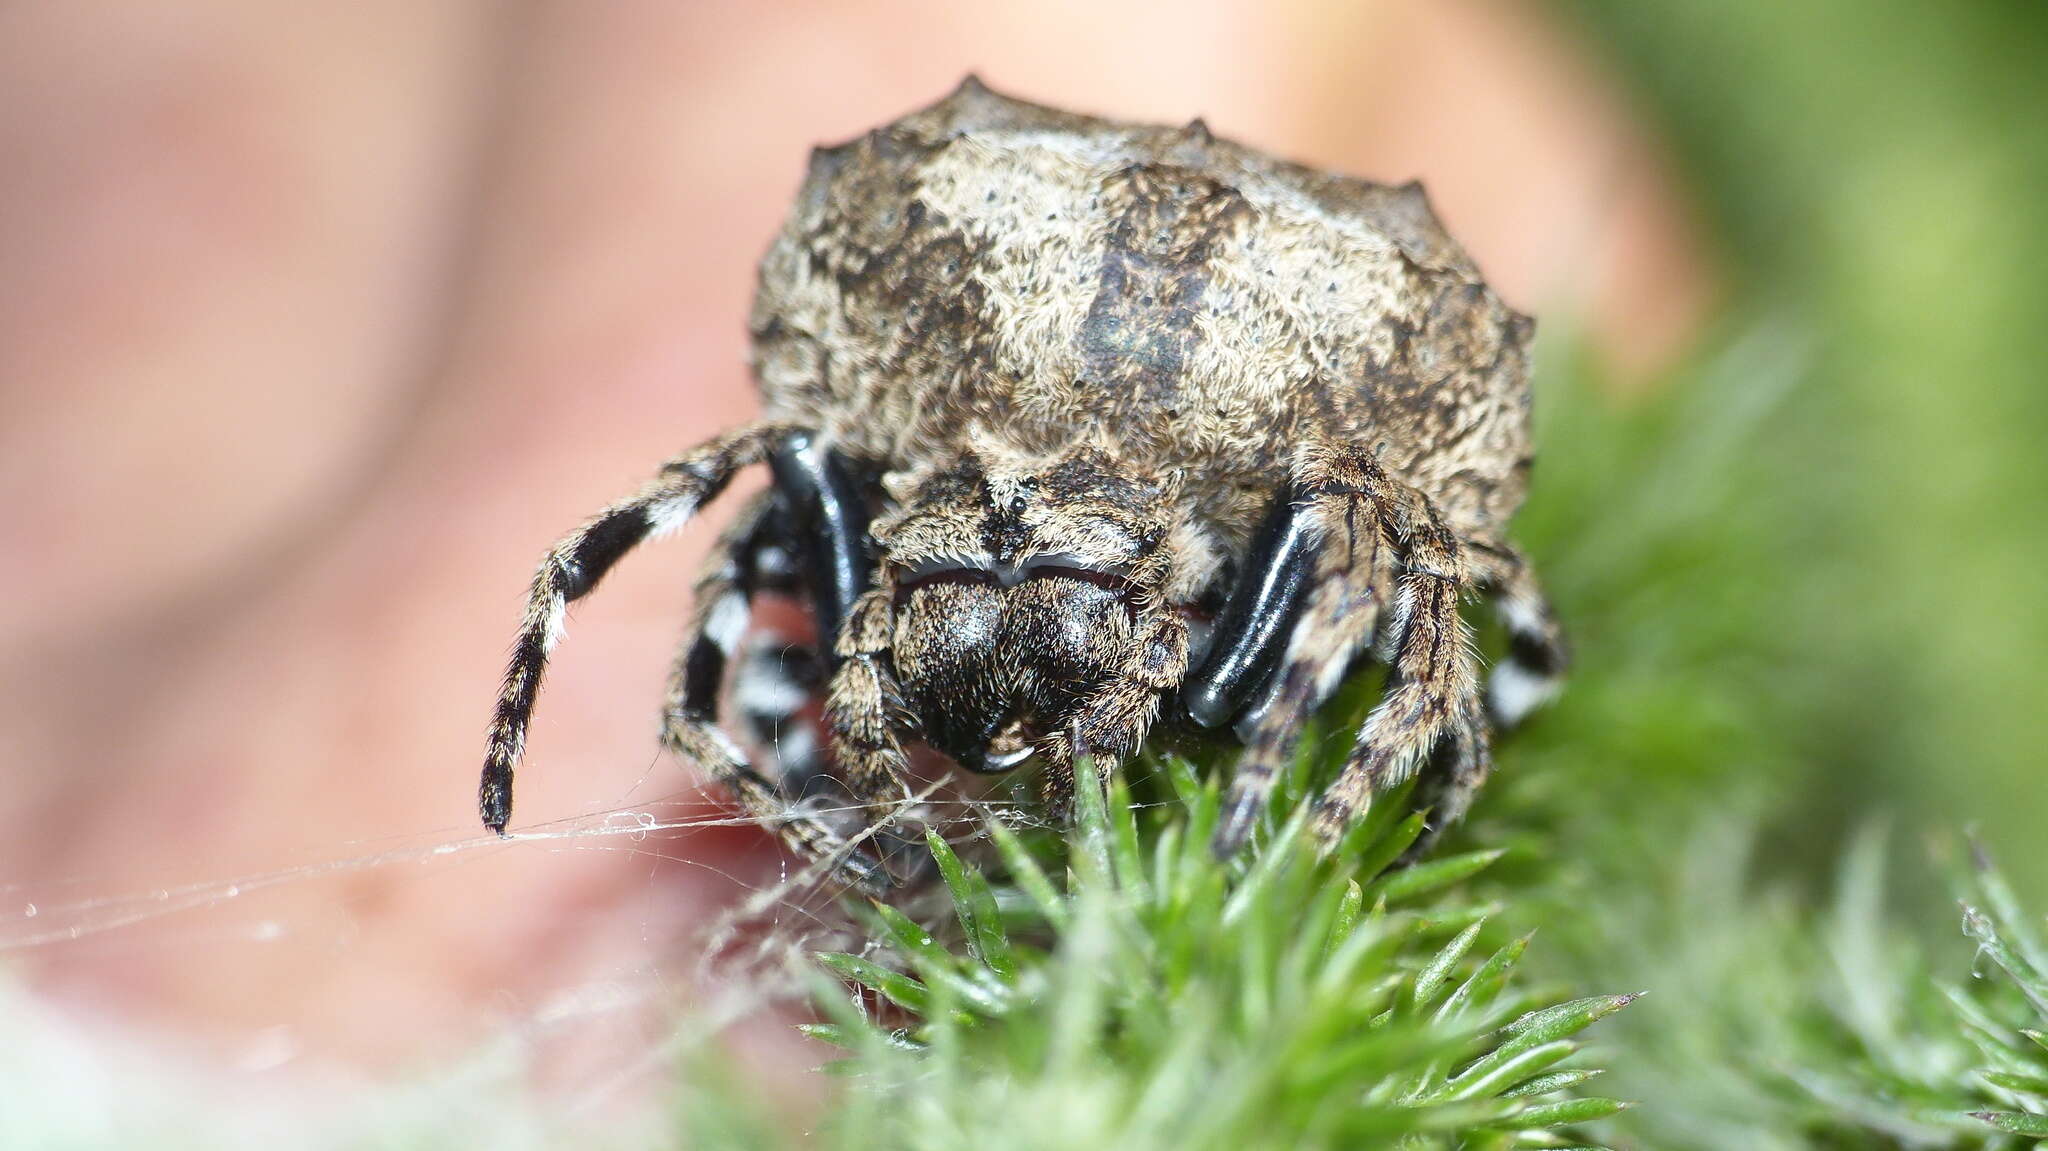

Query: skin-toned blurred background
[{"left": 2, "top": 1, "right": 2042, "bottom": 1145}]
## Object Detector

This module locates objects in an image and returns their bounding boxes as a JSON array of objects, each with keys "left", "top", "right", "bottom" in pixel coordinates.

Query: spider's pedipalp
[
  {"left": 479, "top": 421, "right": 795, "bottom": 836},
  {"left": 1038, "top": 607, "right": 1191, "bottom": 819},
  {"left": 824, "top": 585, "right": 916, "bottom": 809}
]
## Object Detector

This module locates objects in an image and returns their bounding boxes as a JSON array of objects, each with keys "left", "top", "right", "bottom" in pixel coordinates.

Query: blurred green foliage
[{"left": 1561, "top": 0, "right": 2048, "bottom": 888}]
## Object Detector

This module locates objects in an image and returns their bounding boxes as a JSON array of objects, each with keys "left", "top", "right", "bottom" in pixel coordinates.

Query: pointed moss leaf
[
  {"left": 816, "top": 952, "right": 930, "bottom": 1013},
  {"left": 986, "top": 818, "right": 1069, "bottom": 928},
  {"left": 1071, "top": 754, "right": 1115, "bottom": 881},
  {"left": 1967, "top": 837, "right": 2048, "bottom": 975},
  {"left": 1502, "top": 1095, "right": 1629, "bottom": 1128},
  {"left": 1161, "top": 752, "right": 1205, "bottom": 809},
  {"left": 1324, "top": 879, "right": 1366, "bottom": 958},
  {"left": 866, "top": 903, "right": 1014, "bottom": 1017},
  {"left": 1972, "top": 1109, "right": 2048, "bottom": 1136},
  {"left": 1441, "top": 1038, "right": 1578, "bottom": 1102},
  {"left": 1962, "top": 904, "right": 2048, "bottom": 1015},
  {"left": 927, "top": 829, "right": 1014, "bottom": 978},
  {"left": 1433, "top": 996, "right": 1638, "bottom": 1103},
  {"left": 1221, "top": 808, "right": 1309, "bottom": 927},
  {"left": 1435, "top": 933, "right": 1532, "bottom": 1027},
  {"left": 1368, "top": 847, "right": 1507, "bottom": 904},
  {"left": 1413, "top": 918, "right": 1487, "bottom": 1011},
  {"left": 870, "top": 901, "right": 945, "bottom": 963},
  {"left": 1106, "top": 771, "right": 1149, "bottom": 896},
  {"left": 1499, "top": 1068, "right": 1601, "bottom": 1100},
  {"left": 1502, "top": 993, "right": 1642, "bottom": 1043},
  {"left": 1979, "top": 1068, "right": 2048, "bottom": 1095},
  {"left": 1350, "top": 812, "right": 1428, "bottom": 885},
  {"left": 1150, "top": 819, "right": 1183, "bottom": 900},
  {"left": 794, "top": 1022, "right": 856, "bottom": 1049}
]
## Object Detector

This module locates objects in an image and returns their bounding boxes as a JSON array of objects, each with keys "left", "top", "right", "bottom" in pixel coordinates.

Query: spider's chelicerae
[{"left": 478, "top": 79, "right": 1567, "bottom": 890}]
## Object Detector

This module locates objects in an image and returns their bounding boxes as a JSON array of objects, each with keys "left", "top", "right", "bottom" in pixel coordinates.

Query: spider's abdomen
[{"left": 750, "top": 78, "right": 1535, "bottom": 544}]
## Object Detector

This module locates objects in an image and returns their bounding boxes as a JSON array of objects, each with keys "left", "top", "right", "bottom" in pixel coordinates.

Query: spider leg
[
  {"left": 731, "top": 630, "right": 829, "bottom": 794},
  {"left": 1181, "top": 485, "right": 1320, "bottom": 729},
  {"left": 1206, "top": 445, "right": 1397, "bottom": 855},
  {"left": 766, "top": 432, "right": 874, "bottom": 667},
  {"left": 1467, "top": 541, "right": 1570, "bottom": 728},
  {"left": 720, "top": 439, "right": 864, "bottom": 796},
  {"left": 1311, "top": 485, "right": 1486, "bottom": 845},
  {"left": 480, "top": 421, "right": 799, "bottom": 834},
  {"left": 662, "top": 492, "right": 888, "bottom": 892}
]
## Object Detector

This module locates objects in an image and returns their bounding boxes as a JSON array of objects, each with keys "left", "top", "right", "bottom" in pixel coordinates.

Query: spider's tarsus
[
  {"left": 1211, "top": 790, "right": 1263, "bottom": 858},
  {"left": 479, "top": 768, "right": 512, "bottom": 835},
  {"left": 837, "top": 849, "right": 895, "bottom": 896}
]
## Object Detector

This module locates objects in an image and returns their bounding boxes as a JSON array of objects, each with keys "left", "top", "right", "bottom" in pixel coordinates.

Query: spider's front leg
[
  {"left": 1189, "top": 444, "right": 1397, "bottom": 855},
  {"left": 479, "top": 421, "right": 797, "bottom": 833},
  {"left": 659, "top": 491, "right": 888, "bottom": 893},
  {"left": 1466, "top": 540, "right": 1570, "bottom": 729}
]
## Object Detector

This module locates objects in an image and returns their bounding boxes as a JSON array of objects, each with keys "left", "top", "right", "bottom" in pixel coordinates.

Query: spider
[{"left": 477, "top": 79, "right": 1567, "bottom": 889}]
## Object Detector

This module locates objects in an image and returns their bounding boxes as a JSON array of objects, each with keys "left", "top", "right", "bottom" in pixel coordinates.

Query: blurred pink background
[{"left": 0, "top": 0, "right": 1707, "bottom": 1129}]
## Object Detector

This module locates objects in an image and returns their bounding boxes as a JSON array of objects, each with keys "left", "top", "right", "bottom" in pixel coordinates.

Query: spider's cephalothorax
[{"left": 477, "top": 79, "right": 1569, "bottom": 889}]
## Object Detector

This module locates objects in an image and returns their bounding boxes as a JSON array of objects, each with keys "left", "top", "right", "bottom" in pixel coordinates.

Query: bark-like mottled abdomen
[{"left": 750, "top": 78, "right": 1533, "bottom": 546}]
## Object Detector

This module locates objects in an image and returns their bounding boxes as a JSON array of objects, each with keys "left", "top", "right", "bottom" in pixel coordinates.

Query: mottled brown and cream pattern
[
  {"left": 752, "top": 77, "right": 1533, "bottom": 549},
  {"left": 481, "top": 79, "right": 1567, "bottom": 888}
]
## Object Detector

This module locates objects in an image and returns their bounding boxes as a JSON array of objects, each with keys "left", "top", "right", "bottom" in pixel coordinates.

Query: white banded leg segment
[
  {"left": 1491, "top": 569, "right": 1569, "bottom": 728},
  {"left": 660, "top": 494, "right": 889, "bottom": 892},
  {"left": 479, "top": 421, "right": 794, "bottom": 834},
  {"left": 733, "top": 631, "right": 828, "bottom": 790}
]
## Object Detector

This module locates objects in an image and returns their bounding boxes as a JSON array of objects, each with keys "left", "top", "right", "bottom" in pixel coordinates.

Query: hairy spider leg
[
  {"left": 663, "top": 488, "right": 889, "bottom": 893},
  {"left": 1375, "top": 543, "right": 1565, "bottom": 842},
  {"left": 1310, "top": 469, "right": 1487, "bottom": 844},
  {"left": 479, "top": 421, "right": 799, "bottom": 835},
  {"left": 1203, "top": 447, "right": 1398, "bottom": 855},
  {"left": 1466, "top": 541, "right": 1571, "bottom": 728}
]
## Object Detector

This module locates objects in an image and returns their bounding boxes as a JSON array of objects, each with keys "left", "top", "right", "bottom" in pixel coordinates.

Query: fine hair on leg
[
  {"left": 479, "top": 421, "right": 797, "bottom": 834},
  {"left": 1211, "top": 442, "right": 1399, "bottom": 855},
  {"left": 1311, "top": 483, "right": 1486, "bottom": 842}
]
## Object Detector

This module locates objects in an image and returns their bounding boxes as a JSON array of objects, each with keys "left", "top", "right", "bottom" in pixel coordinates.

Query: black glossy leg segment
[
  {"left": 677, "top": 505, "right": 777, "bottom": 723},
  {"left": 768, "top": 433, "right": 873, "bottom": 665},
  {"left": 1181, "top": 486, "right": 1321, "bottom": 728}
]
